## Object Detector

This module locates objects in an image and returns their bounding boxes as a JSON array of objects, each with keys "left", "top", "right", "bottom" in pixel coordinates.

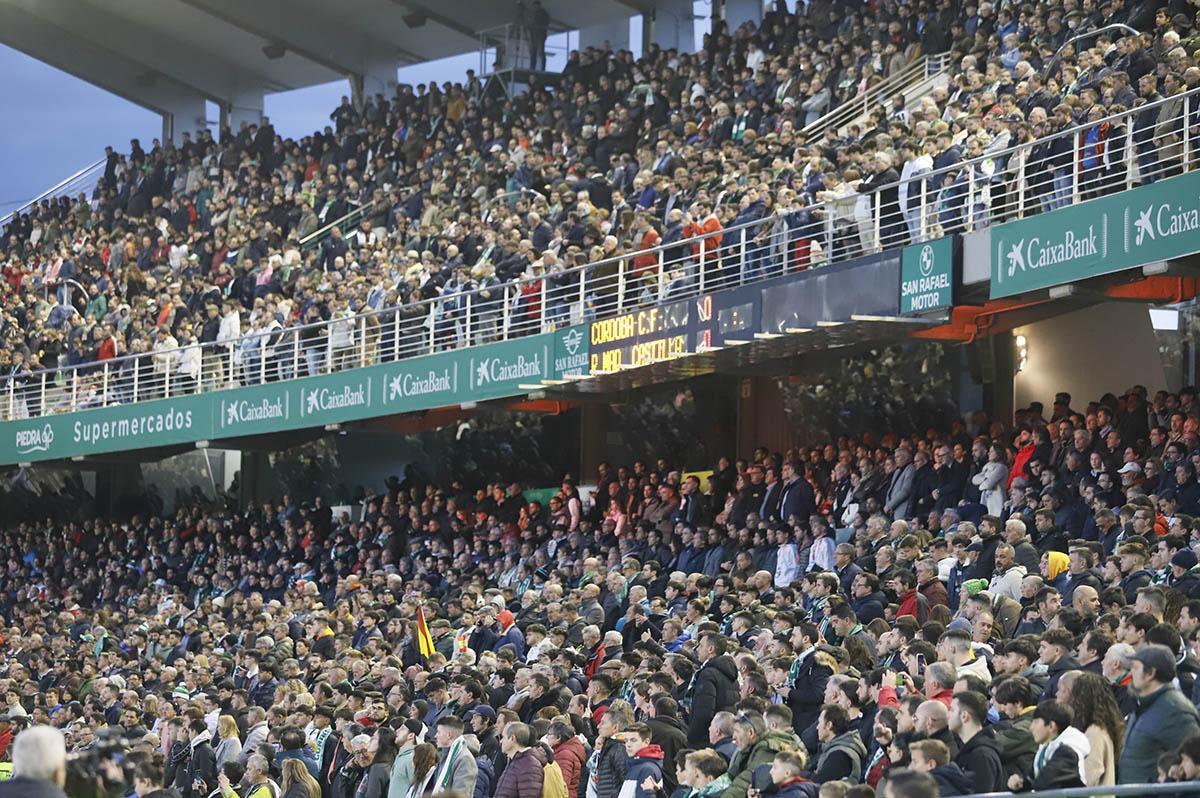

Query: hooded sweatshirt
[
  {"left": 1035, "top": 727, "right": 1090, "bottom": 787},
  {"left": 623, "top": 745, "right": 665, "bottom": 798},
  {"left": 954, "top": 726, "right": 1004, "bottom": 793},
  {"left": 930, "top": 763, "right": 975, "bottom": 796}
]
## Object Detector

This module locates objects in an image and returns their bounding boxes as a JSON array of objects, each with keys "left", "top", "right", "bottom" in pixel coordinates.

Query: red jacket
[
  {"left": 584, "top": 642, "right": 606, "bottom": 679},
  {"left": 684, "top": 215, "right": 723, "bottom": 263},
  {"left": 554, "top": 736, "right": 588, "bottom": 798},
  {"left": 897, "top": 587, "right": 929, "bottom": 623},
  {"left": 1008, "top": 442, "right": 1035, "bottom": 489},
  {"left": 631, "top": 228, "right": 662, "bottom": 276},
  {"left": 98, "top": 336, "right": 118, "bottom": 361}
]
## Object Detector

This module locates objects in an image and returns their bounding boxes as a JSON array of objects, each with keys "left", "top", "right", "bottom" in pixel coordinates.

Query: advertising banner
[
  {"left": 0, "top": 333, "right": 565, "bottom": 465},
  {"left": 901, "top": 236, "right": 955, "bottom": 313},
  {"left": 991, "top": 169, "right": 1200, "bottom": 298}
]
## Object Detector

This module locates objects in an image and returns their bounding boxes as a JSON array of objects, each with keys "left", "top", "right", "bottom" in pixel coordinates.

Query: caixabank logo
[
  {"left": 221, "top": 394, "right": 289, "bottom": 430},
  {"left": 1000, "top": 217, "right": 1105, "bottom": 280},
  {"left": 471, "top": 352, "right": 543, "bottom": 389},
  {"left": 386, "top": 365, "right": 457, "bottom": 404},
  {"left": 300, "top": 379, "right": 372, "bottom": 418}
]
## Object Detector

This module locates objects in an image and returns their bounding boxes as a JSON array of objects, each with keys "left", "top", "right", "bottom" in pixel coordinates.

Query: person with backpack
[{"left": 494, "top": 723, "right": 546, "bottom": 798}]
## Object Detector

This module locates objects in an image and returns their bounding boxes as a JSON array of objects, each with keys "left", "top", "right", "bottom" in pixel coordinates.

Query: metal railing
[
  {"left": 963, "top": 781, "right": 1200, "bottom": 798},
  {"left": 802, "top": 53, "right": 953, "bottom": 139},
  {"left": 299, "top": 200, "right": 378, "bottom": 252},
  {"left": 0, "top": 157, "right": 106, "bottom": 227},
  {"left": 1041, "top": 23, "right": 1140, "bottom": 81},
  {"left": 5, "top": 84, "right": 1200, "bottom": 424}
]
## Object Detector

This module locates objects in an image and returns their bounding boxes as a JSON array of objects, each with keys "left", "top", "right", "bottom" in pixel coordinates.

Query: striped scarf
[{"left": 435, "top": 737, "right": 467, "bottom": 790}]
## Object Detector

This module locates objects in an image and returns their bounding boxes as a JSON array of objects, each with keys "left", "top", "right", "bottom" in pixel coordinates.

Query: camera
[{"left": 64, "top": 728, "right": 136, "bottom": 798}]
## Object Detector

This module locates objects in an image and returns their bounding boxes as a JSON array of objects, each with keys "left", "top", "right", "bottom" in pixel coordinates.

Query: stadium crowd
[
  {"left": 4, "top": 0, "right": 1200, "bottom": 410},
  {"left": 5, "top": 382, "right": 1200, "bottom": 798}
]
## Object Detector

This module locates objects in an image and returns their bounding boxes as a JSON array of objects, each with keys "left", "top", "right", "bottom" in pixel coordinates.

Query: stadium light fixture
[
  {"left": 784, "top": 327, "right": 812, "bottom": 334},
  {"left": 754, "top": 332, "right": 782, "bottom": 340},
  {"left": 850, "top": 314, "right": 933, "bottom": 323},
  {"left": 817, "top": 320, "right": 844, "bottom": 327}
]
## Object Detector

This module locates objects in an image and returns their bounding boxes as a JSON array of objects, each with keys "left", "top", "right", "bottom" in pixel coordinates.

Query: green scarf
[
  {"left": 436, "top": 737, "right": 467, "bottom": 789},
  {"left": 691, "top": 774, "right": 731, "bottom": 798}
]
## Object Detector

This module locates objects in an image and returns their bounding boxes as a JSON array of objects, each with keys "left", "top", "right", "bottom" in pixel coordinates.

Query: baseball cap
[
  {"left": 1117, "top": 462, "right": 1142, "bottom": 475},
  {"left": 469, "top": 705, "right": 497, "bottom": 721},
  {"left": 1132, "top": 643, "right": 1177, "bottom": 682},
  {"left": 1173, "top": 549, "right": 1199, "bottom": 570}
]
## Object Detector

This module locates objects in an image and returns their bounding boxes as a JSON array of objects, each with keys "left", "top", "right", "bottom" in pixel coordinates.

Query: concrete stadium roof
[{"left": 0, "top": 0, "right": 696, "bottom": 135}]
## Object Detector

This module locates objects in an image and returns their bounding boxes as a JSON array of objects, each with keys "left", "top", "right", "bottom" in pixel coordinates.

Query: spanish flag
[{"left": 416, "top": 605, "right": 435, "bottom": 659}]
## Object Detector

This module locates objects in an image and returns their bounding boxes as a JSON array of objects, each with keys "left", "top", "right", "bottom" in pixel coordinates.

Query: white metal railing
[
  {"left": 299, "top": 200, "right": 376, "bottom": 252},
  {"left": 1041, "top": 24, "right": 1139, "bottom": 81},
  {"left": 4, "top": 85, "right": 1199, "bottom": 423},
  {"left": 802, "top": 53, "right": 953, "bottom": 139},
  {"left": 0, "top": 158, "right": 106, "bottom": 228}
]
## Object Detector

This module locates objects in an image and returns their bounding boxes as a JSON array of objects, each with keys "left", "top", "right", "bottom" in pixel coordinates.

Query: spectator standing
[
  {"left": 494, "top": 723, "right": 545, "bottom": 798},
  {"left": 1118, "top": 644, "right": 1200, "bottom": 782},
  {"left": 686, "top": 635, "right": 738, "bottom": 748}
]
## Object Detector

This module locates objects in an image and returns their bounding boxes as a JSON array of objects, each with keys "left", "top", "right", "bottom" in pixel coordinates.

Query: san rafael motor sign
[
  {"left": 900, "top": 236, "right": 955, "bottom": 314},
  {"left": 991, "top": 168, "right": 1200, "bottom": 298}
]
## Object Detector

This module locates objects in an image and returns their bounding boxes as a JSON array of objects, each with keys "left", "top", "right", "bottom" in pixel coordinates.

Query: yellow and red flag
[{"left": 416, "top": 605, "right": 435, "bottom": 659}]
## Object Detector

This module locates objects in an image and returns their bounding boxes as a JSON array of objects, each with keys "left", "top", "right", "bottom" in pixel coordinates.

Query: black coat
[
  {"left": 687, "top": 654, "right": 739, "bottom": 746},
  {"left": 1029, "top": 744, "right": 1084, "bottom": 790},
  {"left": 182, "top": 740, "right": 217, "bottom": 798},
  {"left": 934, "top": 461, "right": 969, "bottom": 512},
  {"left": 594, "top": 737, "right": 630, "bottom": 798},
  {"left": 648, "top": 715, "right": 689, "bottom": 792},
  {"left": 954, "top": 727, "right": 1005, "bottom": 793},
  {"left": 786, "top": 651, "right": 833, "bottom": 735}
]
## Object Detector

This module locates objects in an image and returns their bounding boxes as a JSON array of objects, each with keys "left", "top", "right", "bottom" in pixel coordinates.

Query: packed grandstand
[
  {"left": 3, "top": 0, "right": 1198, "bottom": 404},
  {"left": 3, "top": 382, "right": 1200, "bottom": 798},
  {"left": 6, "top": 1, "right": 1200, "bottom": 798}
]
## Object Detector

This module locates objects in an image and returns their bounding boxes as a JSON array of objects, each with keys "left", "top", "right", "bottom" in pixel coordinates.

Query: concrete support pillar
[
  {"left": 352, "top": 57, "right": 398, "bottom": 108},
  {"left": 225, "top": 88, "right": 263, "bottom": 133},
  {"left": 238, "top": 450, "right": 266, "bottom": 509},
  {"left": 579, "top": 403, "right": 608, "bottom": 480},
  {"left": 736, "top": 375, "right": 789, "bottom": 459},
  {"left": 160, "top": 89, "right": 207, "bottom": 144},
  {"left": 646, "top": 0, "right": 694, "bottom": 52},
  {"left": 579, "top": 16, "right": 631, "bottom": 52},
  {"left": 722, "top": 0, "right": 763, "bottom": 31}
]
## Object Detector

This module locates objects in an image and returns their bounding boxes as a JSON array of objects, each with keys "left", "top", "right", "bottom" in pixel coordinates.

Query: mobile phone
[{"left": 916, "top": 653, "right": 926, "bottom": 671}]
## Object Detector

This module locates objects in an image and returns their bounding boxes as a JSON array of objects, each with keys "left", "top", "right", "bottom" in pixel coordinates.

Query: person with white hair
[
  {"left": 232, "top": 752, "right": 279, "bottom": 798},
  {"left": 0, "top": 724, "right": 67, "bottom": 797}
]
